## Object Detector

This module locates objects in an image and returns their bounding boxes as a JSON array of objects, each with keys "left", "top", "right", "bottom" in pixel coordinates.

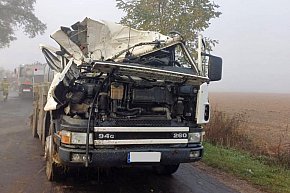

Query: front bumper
[
  {"left": 19, "top": 91, "right": 33, "bottom": 98},
  {"left": 58, "top": 146, "right": 203, "bottom": 167}
]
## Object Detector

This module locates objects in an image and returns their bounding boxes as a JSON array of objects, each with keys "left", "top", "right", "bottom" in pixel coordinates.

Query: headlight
[
  {"left": 188, "top": 132, "right": 204, "bottom": 143},
  {"left": 71, "top": 132, "right": 93, "bottom": 145},
  {"left": 59, "top": 130, "right": 93, "bottom": 145}
]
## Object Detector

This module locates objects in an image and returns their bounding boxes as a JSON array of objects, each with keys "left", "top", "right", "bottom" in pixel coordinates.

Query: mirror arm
[{"left": 197, "top": 34, "right": 204, "bottom": 76}]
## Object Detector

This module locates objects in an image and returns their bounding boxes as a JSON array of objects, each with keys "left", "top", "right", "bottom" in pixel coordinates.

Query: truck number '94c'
[
  {"left": 98, "top": 133, "right": 115, "bottom": 139},
  {"left": 173, "top": 133, "right": 188, "bottom": 139}
]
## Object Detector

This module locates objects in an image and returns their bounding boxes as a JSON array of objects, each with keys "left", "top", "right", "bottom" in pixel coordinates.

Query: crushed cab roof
[{"left": 45, "top": 17, "right": 182, "bottom": 65}]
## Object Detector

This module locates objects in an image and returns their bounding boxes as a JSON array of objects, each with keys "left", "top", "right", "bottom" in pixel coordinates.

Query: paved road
[{"left": 0, "top": 95, "right": 238, "bottom": 193}]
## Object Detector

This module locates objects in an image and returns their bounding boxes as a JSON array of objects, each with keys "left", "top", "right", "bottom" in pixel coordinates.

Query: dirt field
[{"left": 209, "top": 92, "right": 290, "bottom": 155}]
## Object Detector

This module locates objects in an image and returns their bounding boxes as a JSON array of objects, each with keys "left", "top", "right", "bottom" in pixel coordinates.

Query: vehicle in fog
[
  {"left": 15, "top": 63, "right": 46, "bottom": 98},
  {"left": 31, "top": 18, "right": 222, "bottom": 181}
]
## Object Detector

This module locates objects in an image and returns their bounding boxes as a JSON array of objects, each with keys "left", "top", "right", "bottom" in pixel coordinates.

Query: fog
[
  {"left": 204, "top": 0, "right": 290, "bottom": 93},
  {"left": 0, "top": 0, "right": 289, "bottom": 93}
]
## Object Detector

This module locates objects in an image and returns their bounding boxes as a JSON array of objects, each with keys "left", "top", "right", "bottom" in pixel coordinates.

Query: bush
[
  {"left": 272, "top": 125, "right": 290, "bottom": 168},
  {"left": 204, "top": 109, "right": 252, "bottom": 150}
]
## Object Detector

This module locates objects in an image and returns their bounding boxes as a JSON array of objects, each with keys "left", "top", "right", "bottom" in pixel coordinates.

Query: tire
[
  {"left": 153, "top": 164, "right": 180, "bottom": 175},
  {"left": 45, "top": 135, "right": 64, "bottom": 181}
]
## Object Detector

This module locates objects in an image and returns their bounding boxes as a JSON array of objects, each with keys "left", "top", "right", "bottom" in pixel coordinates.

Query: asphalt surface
[{"left": 0, "top": 94, "right": 238, "bottom": 193}]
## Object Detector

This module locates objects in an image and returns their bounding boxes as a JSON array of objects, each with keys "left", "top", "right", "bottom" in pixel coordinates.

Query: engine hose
[
  {"left": 151, "top": 107, "right": 172, "bottom": 120},
  {"left": 85, "top": 72, "right": 112, "bottom": 167}
]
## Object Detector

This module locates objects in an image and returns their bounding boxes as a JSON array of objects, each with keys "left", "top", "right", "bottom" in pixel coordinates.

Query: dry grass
[
  {"left": 270, "top": 124, "right": 290, "bottom": 168},
  {"left": 204, "top": 109, "right": 252, "bottom": 150}
]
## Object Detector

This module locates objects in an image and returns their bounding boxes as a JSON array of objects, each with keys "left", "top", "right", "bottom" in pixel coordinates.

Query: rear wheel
[{"left": 153, "top": 164, "right": 180, "bottom": 175}]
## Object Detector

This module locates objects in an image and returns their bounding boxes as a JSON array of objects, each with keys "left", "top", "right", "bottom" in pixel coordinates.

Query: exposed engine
[{"left": 58, "top": 66, "right": 199, "bottom": 126}]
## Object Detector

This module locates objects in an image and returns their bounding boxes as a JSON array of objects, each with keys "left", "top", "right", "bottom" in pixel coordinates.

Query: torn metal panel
[
  {"left": 40, "top": 44, "right": 63, "bottom": 72},
  {"left": 44, "top": 58, "right": 74, "bottom": 111},
  {"left": 51, "top": 18, "right": 173, "bottom": 62},
  {"left": 84, "top": 18, "right": 170, "bottom": 61},
  {"left": 50, "top": 30, "right": 84, "bottom": 65}
]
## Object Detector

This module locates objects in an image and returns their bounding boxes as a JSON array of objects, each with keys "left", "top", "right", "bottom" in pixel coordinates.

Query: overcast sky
[{"left": 0, "top": 0, "right": 289, "bottom": 93}]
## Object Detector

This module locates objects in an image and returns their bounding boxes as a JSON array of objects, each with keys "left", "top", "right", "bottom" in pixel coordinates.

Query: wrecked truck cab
[{"left": 38, "top": 18, "right": 222, "bottom": 181}]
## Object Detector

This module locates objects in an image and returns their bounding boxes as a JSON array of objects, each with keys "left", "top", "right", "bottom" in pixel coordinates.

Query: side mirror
[{"left": 208, "top": 55, "right": 222, "bottom": 81}]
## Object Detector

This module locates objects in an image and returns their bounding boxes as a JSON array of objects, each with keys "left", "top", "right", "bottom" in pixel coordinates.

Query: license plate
[
  {"left": 23, "top": 89, "right": 31, "bottom": 92},
  {"left": 128, "top": 152, "right": 161, "bottom": 163}
]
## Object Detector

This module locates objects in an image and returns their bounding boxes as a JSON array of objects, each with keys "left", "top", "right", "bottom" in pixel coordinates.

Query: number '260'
[{"left": 173, "top": 133, "right": 187, "bottom": 139}]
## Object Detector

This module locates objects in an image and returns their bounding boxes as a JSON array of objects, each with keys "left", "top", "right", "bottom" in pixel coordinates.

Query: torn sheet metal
[
  {"left": 84, "top": 18, "right": 171, "bottom": 61},
  {"left": 50, "top": 18, "right": 172, "bottom": 63},
  {"left": 40, "top": 44, "right": 63, "bottom": 72},
  {"left": 44, "top": 58, "right": 74, "bottom": 111},
  {"left": 50, "top": 30, "right": 84, "bottom": 65}
]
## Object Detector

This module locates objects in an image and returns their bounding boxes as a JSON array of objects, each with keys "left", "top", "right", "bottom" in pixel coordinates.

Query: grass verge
[{"left": 203, "top": 142, "right": 290, "bottom": 193}]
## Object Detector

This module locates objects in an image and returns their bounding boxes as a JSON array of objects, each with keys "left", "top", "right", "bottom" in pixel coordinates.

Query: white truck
[{"left": 33, "top": 18, "right": 222, "bottom": 181}]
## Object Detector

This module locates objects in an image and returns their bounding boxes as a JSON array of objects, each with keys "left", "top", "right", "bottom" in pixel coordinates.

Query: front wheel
[
  {"left": 45, "top": 135, "right": 63, "bottom": 181},
  {"left": 153, "top": 164, "right": 180, "bottom": 175}
]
